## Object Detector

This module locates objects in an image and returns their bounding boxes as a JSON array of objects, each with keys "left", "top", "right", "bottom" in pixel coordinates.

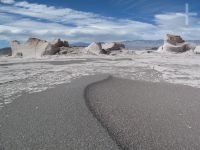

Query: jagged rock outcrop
[
  {"left": 102, "top": 42, "right": 125, "bottom": 51},
  {"left": 158, "top": 34, "right": 191, "bottom": 53},
  {"left": 11, "top": 38, "right": 69, "bottom": 57},
  {"left": 51, "top": 39, "right": 69, "bottom": 48}
]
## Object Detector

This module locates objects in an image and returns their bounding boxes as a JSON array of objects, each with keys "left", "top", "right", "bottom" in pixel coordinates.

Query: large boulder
[
  {"left": 84, "top": 42, "right": 103, "bottom": 55},
  {"left": 158, "top": 34, "right": 191, "bottom": 53},
  {"left": 11, "top": 38, "right": 50, "bottom": 57},
  {"left": 166, "top": 34, "right": 185, "bottom": 45},
  {"left": 102, "top": 42, "right": 125, "bottom": 51},
  {"left": 11, "top": 38, "right": 69, "bottom": 57}
]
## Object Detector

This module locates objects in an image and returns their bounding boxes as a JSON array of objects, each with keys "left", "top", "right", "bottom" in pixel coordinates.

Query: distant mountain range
[
  {"left": 123, "top": 40, "right": 200, "bottom": 50},
  {"left": 70, "top": 42, "right": 89, "bottom": 47},
  {"left": 0, "top": 47, "right": 11, "bottom": 56},
  {"left": 122, "top": 40, "right": 163, "bottom": 50}
]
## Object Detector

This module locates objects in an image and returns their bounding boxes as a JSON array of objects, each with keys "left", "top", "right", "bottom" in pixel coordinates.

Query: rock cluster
[
  {"left": 158, "top": 34, "right": 191, "bottom": 53},
  {"left": 11, "top": 38, "right": 69, "bottom": 57},
  {"left": 10, "top": 38, "right": 126, "bottom": 57},
  {"left": 85, "top": 42, "right": 125, "bottom": 55}
]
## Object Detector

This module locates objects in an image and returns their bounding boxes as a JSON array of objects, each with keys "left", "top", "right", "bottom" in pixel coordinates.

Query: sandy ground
[
  {"left": 86, "top": 76, "right": 200, "bottom": 150},
  {"left": 1, "top": 74, "right": 200, "bottom": 150},
  {"left": 0, "top": 75, "right": 119, "bottom": 150}
]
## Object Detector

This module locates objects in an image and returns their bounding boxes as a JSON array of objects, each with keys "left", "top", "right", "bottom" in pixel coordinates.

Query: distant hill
[
  {"left": 0, "top": 47, "right": 12, "bottom": 56},
  {"left": 70, "top": 42, "right": 89, "bottom": 47},
  {"left": 122, "top": 40, "right": 163, "bottom": 50},
  {"left": 187, "top": 40, "right": 200, "bottom": 45}
]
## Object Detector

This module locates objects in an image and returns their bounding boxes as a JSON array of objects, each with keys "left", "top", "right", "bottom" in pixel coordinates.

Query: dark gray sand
[
  {"left": 0, "top": 75, "right": 119, "bottom": 150},
  {"left": 1, "top": 75, "right": 200, "bottom": 150},
  {"left": 85, "top": 76, "right": 200, "bottom": 150}
]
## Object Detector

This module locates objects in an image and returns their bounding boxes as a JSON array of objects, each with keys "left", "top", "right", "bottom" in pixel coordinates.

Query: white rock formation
[
  {"left": 194, "top": 46, "right": 200, "bottom": 54},
  {"left": 10, "top": 40, "right": 22, "bottom": 56},
  {"left": 84, "top": 42, "right": 103, "bottom": 55},
  {"left": 84, "top": 42, "right": 125, "bottom": 55},
  {"left": 158, "top": 34, "right": 191, "bottom": 53},
  {"left": 102, "top": 42, "right": 125, "bottom": 51},
  {"left": 11, "top": 38, "right": 69, "bottom": 57}
]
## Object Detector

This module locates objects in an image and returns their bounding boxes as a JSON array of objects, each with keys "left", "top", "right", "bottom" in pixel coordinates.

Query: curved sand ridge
[{"left": 85, "top": 76, "right": 200, "bottom": 150}]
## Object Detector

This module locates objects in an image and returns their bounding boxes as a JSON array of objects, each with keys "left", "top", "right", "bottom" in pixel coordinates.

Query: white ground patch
[{"left": 0, "top": 51, "right": 200, "bottom": 107}]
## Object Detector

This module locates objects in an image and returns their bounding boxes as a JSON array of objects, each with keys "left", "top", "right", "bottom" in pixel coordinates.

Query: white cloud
[
  {"left": 0, "top": 0, "right": 160, "bottom": 42},
  {"left": 0, "top": 0, "right": 14, "bottom": 4},
  {"left": 154, "top": 13, "right": 200, "bottom": 40},
  {"left": 155, "top": 13, "right": 199, "bottom": 28},
  {"left": 0, "top": 0, "right": 200, "bottom": 44}
]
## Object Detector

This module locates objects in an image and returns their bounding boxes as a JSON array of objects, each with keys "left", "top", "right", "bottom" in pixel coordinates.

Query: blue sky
[{"left": 1, "top": 0, "right": 200, "bottom": 48}]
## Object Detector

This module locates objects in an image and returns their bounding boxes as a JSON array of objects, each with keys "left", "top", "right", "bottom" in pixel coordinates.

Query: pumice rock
[
  {"left": 158, "top": 34, "right": 191, "bottom": 53},
  {"left": 11, "top": 38, "right": 69, "bottom": 57}
]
